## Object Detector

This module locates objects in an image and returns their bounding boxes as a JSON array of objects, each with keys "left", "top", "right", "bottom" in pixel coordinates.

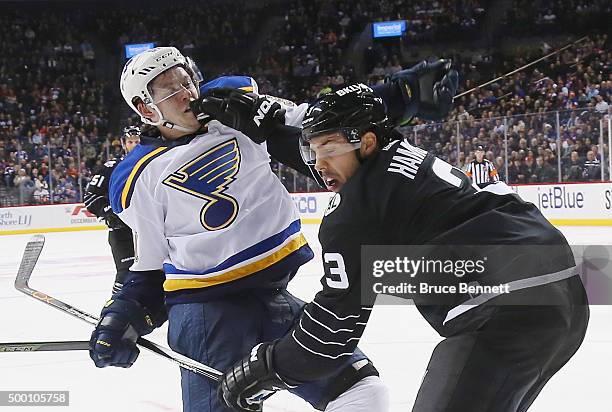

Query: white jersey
[{"left": 109, "top": 102, "right": 312, "bottom": 303}]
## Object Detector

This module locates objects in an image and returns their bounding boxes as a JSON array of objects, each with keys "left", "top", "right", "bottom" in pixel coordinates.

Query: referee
[{"left": 465, "top": 145, "right": 499, "bottom": 188}]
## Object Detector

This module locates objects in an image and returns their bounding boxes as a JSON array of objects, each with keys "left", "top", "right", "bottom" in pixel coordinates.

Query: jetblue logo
[
  {"left": 163, "top": 139, "right": 241, "bottom": 230},
  {"left": 253, "top": 100, "right": 274, "bottom": 127},
  {"left": 537, "top": 186, "right": 584, "bottom": 209}
]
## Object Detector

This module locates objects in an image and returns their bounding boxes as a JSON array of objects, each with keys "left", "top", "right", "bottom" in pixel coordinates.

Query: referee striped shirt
[{"left": 466, "top": 159, "right": 499, "bottom": 187}]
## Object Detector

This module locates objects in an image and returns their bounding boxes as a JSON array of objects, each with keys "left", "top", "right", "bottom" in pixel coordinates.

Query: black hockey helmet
[
  {"left": 122, "top": 125, "right": 141, "bottom": 139},
  {"left": 300, "top": 83, "right": 389, "bottom": 165}
]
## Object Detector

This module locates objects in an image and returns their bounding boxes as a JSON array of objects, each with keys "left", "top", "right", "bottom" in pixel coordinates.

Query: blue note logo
[{"left": 164, "top": 139, "right": 240, "bottom": 230}]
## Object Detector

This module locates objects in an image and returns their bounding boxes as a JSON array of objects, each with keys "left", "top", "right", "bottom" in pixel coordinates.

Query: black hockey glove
[
  {"left": 190, "top": 88, "right": 286, "bottom": 144},
  {"left": 219, "top": 342, "right": 298, "bottom": 411},
  {"left": 387, "top": 58, "right": 459, "bottom": 123},
  {"left": 101, "top": 205, "right": 127, "bottom": 230},
  {"left": 89, "top": 298, "right": 157, "bottom": 368}
]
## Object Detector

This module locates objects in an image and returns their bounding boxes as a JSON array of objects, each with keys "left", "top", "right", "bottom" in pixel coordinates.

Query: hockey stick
[
  {"left": 0, "top": 340, "right": 89, "bottom": 352},
  {"left": 454, "top": 36, "right": 589, "bottom": 99},
  {"left": 14, "top": 234, "right": 223, "bottom": 382}
]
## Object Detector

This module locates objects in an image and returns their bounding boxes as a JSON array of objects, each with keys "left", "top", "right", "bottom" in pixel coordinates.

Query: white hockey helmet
[{"left": 120, "top": 47, "right": 199, "bottom": 130}]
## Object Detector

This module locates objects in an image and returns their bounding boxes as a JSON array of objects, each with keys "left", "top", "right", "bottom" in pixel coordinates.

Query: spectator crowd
[
  {"left": 406, "top": 33, "right": 610, "bottom": 185},
  {"left": 0, "top": 0, "right": 610, "bottom": 205}
]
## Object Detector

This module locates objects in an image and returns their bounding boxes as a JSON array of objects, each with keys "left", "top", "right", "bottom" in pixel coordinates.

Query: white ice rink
[{"left": 1, "top": 225, "right": 611, "bottom": 412}]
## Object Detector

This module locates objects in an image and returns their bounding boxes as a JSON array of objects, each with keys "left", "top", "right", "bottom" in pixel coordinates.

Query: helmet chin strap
[
  {"left": 144, "top": 104, "right": 199, "bottom": 134},
  {"left": 160, "top": 120, "right": 196, "bottom": 133}
]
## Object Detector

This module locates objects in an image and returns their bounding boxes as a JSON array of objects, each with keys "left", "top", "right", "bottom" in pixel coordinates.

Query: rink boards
[{"left": 1, "top": 182, "right": 611, "bottom": 236}]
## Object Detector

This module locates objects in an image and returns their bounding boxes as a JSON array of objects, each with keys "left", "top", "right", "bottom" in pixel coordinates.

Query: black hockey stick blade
[
  {"left": 14, "top": 235, "right": 223, "bottom": 381},
  {"left": 0, "top": 340, "right": 90, "bottom": 352}
]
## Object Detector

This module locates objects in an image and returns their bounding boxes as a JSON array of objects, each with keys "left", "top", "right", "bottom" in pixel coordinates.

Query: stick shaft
[
  {"left": 14, "top": 235, "right": 223, "bottom": 381},
  {"left": 454, "top": 36, "right": 589, "bottom": 99},
  {"left": 0, "top": 341, "right": 90, "bottom": 352}
]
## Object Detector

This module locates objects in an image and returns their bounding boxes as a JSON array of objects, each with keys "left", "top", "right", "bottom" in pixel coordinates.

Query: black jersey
[
  {"left": 84, "top": 157, "right": 129, "bottom": 231},
  {"left": 274, "top": 138, "right": 577, "bottom": 382}
]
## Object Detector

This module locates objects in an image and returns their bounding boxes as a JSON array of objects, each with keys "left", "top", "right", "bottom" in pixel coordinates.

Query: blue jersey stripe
[
  {"left": 109, "top": 144, "right": 166, "bottom": 214},
  {"left": 164, "top": 219, "right": 302, "bottom": 276},
  {"left": 164, "top": 244, "right": 314, "bottom": 304}
]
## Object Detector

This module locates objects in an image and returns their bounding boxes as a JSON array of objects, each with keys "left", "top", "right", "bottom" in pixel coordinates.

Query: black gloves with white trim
[
  {"left": 189, "top": 59, "right": 458, "bottom": 147},
  {"left": 218, "top": 341, "right": 299, "bottom": 411},
  {"left": 190, "top": 89, "right": 286, "bottom": 144},
  {"left": 384, "top": 58, "right": 459, "bottom": 124}
]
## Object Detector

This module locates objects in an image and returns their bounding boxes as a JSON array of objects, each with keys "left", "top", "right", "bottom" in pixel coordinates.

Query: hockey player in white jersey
[{"left": 88, "top": 47, "right": 393, "bottom": 412}]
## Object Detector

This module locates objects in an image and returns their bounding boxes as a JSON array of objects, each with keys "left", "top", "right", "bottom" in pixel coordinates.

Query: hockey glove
[
  {"left": 101, "top": 205, "right": 127, "bottom": 230},
  {"left": 219, "top": 342, "right": 298, "bottom": 411},
  {"left": 190, "top": 88, "right": 286, "bottom": 144},
  {"left": 89, "top": 298, "right": 156, "bottom": 368},
  {"left": 388, "top": 58, "right": 459, "bottom": 123}
]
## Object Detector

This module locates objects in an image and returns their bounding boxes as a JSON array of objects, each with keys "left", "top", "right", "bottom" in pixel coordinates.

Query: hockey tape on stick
[{"left": 14, "top": 235, "right": 223, "bottom": 381}]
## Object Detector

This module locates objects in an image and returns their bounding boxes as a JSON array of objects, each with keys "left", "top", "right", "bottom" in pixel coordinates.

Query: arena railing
[{"left": 272, "top": 107, "right": 611, "bottom": 192}]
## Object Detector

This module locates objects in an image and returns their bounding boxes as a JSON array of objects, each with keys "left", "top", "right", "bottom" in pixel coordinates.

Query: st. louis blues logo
[{"left": 163, "top": 139, "right": 240, "bottom": 230}]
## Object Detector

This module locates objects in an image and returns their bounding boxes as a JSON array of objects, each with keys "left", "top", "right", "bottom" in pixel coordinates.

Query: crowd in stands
[
  {"left": 104, "top": 0, "right": 265, "bottom": 60},
  {"left": 246, "top": 0, "right": 361, "bottom": 102},
  {"left": 408, "top": 33, "right": 610, "bottom": 185},
  {"left": 248, "top": 0, "right": 485, "bottom": 102},
  {"left": 0, "top": 8, "right": 112, "bottom": 206},
  {"left": 0, "top": 0, "right": 268, "bottom": 206},
  {"left": 505, "top": 0, "right": 611, "bottom": 36},
  {"left": 0, "top": 1, "right": 610, "bottom": 207}
]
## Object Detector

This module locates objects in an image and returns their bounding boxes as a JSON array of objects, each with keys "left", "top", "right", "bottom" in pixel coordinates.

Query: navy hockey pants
[{"left": 167, "top": 288, "right": 369, "bottom": 412}]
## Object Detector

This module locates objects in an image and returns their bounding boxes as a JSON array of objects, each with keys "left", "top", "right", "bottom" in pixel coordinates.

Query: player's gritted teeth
[
  {"left": 325, "top": 177, "right": 338, "bottom": 190},
  {"left": 319, "top": 173, "right": 339, "bottom": 191}
]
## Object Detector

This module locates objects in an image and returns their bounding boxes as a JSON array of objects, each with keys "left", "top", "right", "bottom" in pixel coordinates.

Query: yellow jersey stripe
[
  {"left": 121, "top": 147, "right": 168, "bottom": 209},
  {"left": 163, "top": 234, "right": 308, "bottom": 291}
]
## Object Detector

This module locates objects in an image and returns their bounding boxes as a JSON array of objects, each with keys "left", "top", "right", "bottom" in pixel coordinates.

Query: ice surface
[{"left": 0, "top": 225, "right": 610, "bottom": 411}]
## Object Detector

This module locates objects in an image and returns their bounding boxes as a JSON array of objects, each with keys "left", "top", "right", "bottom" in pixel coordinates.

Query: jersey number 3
[{"left": 323, "top": 253, "right": 349, "bottom": 289}]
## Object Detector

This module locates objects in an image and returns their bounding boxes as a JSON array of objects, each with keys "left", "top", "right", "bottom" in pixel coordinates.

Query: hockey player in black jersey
[
  {"left": 84, "top": 126, "right": 140, "bottom": 293},
  {"left": 212, "top": 86, "right": 590, "bottom": 411}
]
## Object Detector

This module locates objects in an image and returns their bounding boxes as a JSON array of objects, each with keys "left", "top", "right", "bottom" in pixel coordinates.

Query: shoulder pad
[
  {"left": 109, "top": 144, "right": 169, "bottom": 214},
  {"left": 200, "top": 75, "right": 258, "bottom": 95}
]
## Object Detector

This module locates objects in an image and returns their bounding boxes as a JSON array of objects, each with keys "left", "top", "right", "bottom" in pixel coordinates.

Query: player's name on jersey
[
  {"left": 372, "top": 281, "right": 511, "bottom": 296},
  {"left": 387, "top": 140, "right": 428, "bottom": 180}
]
